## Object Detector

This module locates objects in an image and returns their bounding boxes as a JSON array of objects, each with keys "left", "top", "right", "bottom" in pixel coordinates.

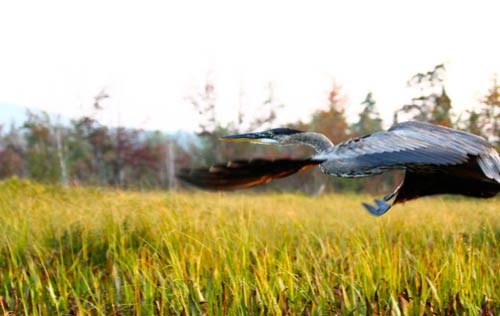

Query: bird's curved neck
[{"left": 287, "top": 132, "right": 334, "bottom": 153}]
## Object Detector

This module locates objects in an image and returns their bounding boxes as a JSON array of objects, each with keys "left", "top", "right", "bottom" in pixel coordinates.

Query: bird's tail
[{"left": 176, "top": 158, "right": 324, "bottom": 190}]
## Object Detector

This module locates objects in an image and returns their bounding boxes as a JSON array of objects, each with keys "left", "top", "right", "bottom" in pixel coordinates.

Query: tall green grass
[{"left": 0, "top": 178, "right": 499, "bottom": 315}]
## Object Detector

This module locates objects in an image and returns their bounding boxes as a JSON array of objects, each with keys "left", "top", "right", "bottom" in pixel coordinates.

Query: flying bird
[{"left": 177, "top": 121, "right": 500, "bottom": 216}]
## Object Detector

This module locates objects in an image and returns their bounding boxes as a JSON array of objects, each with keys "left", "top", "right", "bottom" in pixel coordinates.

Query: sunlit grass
[{"left": 0, "top": 178, "right": 499, "bottom": 315}]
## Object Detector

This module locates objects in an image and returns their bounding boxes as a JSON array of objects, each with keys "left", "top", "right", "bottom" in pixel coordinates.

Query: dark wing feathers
[
  {"left": 176, "top": 158, "right": 323, "bottom": 190},
  {"left": 322, "top": 121, "right": 500, "bottom": 182}
]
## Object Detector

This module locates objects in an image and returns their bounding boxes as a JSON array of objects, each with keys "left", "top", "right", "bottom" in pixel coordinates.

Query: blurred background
[{"left": 0, "top": 1, "right": 499, "bottom": 193}]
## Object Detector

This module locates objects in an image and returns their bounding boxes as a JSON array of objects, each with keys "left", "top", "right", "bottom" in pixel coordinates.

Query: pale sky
[{"left": 1, "top": 1, "right": 499, "bottom": 132}]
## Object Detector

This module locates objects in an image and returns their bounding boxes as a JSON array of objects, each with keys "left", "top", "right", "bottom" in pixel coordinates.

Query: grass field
[{"left": 0, "top": 179, "right": 499, "bottom": 315}]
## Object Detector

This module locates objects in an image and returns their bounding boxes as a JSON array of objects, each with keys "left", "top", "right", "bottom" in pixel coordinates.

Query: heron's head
[{"left": 220, "top": 128, "right": 304, "bottom": 145}]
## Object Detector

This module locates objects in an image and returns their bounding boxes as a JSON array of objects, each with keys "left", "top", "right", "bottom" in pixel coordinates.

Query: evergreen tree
[
  {"left": 462, "top": 109, "right": 483, "bottom": 137},
  {"left": 290, "top": 82, "right": 354, "bottom": 194},
  {"left": 431, "top": 87, "right": 452, "bottom": 126},
  {"left": 397, "top": 64, "right": 453, "bottom": 127},
  {"left": 0, "top": 124, "right": 25, "bottom": 178},
  {"left": 480, "top": 75, "right": 500, "bottom": 146},
  {"left": 309, "top": 82, "right": 349, "bottom": 144},
  {"left": 23, "top": 111, "right": 61, "bottom": 182},
  {"left": 350, "top": 93, "right": 397, "bottom": 194},
  {"left": 351, "top": 92, "right": 383, "bottom": 136}
]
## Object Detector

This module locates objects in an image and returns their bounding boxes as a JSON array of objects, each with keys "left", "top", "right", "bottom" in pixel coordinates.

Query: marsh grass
[{"left": 0, "top": 178, "right": 499, "bottom": 315}]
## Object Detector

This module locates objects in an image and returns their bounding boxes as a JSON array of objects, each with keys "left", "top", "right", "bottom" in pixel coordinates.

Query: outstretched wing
[
  {"left": 176, "top": 158, "right": 323, "bottom": 190},
  {"left": 319, "top": 121, "right": 500, "bottom": 183}
]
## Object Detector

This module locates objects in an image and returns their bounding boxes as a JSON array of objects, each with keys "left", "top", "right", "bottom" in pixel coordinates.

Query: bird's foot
[
  {"left": 363, "top": 182, "right": 402, "bottom": 216},
  {"left": 383, "top": 182, "right": 403, "bottom": 201},
  {"left": 383, "top": 191, "right": 397, "bottom": 201},
  {"left": 362, "top": 199, "right": 393, "bottom": 216}
]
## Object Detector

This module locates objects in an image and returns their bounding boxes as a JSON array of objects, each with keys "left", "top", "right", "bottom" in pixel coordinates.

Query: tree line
[{"left": 0, "top": 64, "right": 499, "bottom": 193}]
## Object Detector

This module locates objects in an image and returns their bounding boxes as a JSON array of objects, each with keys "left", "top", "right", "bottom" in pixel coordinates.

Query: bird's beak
[{"left": 220, "top": 132, "right": 278, "bottom": 144}]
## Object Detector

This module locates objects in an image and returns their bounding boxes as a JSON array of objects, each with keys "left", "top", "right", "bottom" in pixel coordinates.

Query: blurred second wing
[{"left": 176, "top": 158, "right": 323, "bottom": 190}]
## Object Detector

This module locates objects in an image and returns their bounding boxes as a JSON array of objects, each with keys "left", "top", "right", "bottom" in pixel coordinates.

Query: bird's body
[
  {"left": 315, "top": 121, "right": 500, "bottom": 179},
  {"left": 177, "top": 121, "right": 500, "bottom": 215}
]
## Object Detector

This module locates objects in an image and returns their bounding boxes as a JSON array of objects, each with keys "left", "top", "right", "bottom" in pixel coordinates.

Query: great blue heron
[{"left": 177, "top": 121, "right": 500, "bottom": 215}]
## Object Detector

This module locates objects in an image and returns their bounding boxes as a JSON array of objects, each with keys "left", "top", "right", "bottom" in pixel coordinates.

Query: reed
[{"left": 0, "top": 178, "right": 498, "bottom": 315}]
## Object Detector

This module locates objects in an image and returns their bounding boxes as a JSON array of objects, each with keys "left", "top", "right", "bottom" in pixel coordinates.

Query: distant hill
[
  {"left": 0, "top": 104, "right": 71, "bottom": 129},
  {"left": 0, "top": 103, "right": 197, "bottom": 148},
  {"left": 0, "top": 104, "right": 29, "bottom": 128}
]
